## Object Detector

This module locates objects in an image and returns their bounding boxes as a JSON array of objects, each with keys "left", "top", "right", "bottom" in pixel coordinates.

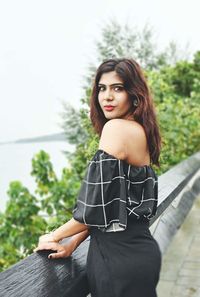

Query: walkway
[{"left": 157, "top": 194, "right": 200, "bottom": 297}]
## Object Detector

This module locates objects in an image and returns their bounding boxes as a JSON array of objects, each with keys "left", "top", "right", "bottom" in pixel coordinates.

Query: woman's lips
[{"left": 104, "top": 105, "right": 115, "bottom": 111}]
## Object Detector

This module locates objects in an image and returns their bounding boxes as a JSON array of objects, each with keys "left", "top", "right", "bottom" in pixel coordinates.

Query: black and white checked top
[{"left": 73, "top": 149, "right": 158, "bottom": 232}]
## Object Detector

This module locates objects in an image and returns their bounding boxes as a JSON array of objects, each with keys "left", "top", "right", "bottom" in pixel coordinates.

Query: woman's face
[{"left": 98, "top": 71, "right": 133, "bottom": 120}]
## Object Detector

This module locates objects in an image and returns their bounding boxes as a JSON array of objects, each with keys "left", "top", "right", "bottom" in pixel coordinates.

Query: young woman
[{"left": 35, "top": 58, "right": 162, "bottom": 297}]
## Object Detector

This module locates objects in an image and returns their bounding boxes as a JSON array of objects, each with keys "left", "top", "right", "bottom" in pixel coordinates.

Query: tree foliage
[{"left": 0, "top": 181, "right": 47, "bottom": 270}]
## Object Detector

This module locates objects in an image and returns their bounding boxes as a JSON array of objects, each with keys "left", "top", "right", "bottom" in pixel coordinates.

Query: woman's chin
[
  {"left": 104, "top": 114, "right": 116, "bottom": 120},
  {"left": 103, "top": 111, "right": 117, "bottom": 119}
]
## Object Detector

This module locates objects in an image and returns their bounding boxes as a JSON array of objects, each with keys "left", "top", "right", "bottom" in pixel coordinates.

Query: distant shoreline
[{"left": 0, "top": 133, "right": 66, "bottom": 145}]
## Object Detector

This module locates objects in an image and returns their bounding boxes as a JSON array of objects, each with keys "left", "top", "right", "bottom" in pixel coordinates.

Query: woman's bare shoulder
[
  {"left": 99, "top": 119, "right": 146, "bottom": 163},
  {"left": 100, "top": 119, "right": 146, "bottom": 141},
  {"left": 98, "top": 119, "right": 146, "bottom": 161},
  {"left": 98, "top": 119, "right": 126, "bottom": 159},
  {"left": 125, "top": 120, "right": 149, "bottom": 165}
]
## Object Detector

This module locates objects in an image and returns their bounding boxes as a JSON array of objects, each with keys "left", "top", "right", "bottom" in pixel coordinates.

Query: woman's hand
[
  {"left": 34, "top": 240, "right": 76, "bottom": 259},
  {"left": 34, "top": 228, "right": 89, "bottom": 259}
]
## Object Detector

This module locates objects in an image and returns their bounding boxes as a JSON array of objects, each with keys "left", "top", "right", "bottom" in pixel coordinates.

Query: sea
[{"left": 0, "top": 141, "right": 74, "bottom": 212}]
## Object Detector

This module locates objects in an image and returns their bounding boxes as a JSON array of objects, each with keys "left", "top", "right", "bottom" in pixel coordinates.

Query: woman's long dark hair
[{"left": 90, "top": 58, "right": 161, "bottom": 167}]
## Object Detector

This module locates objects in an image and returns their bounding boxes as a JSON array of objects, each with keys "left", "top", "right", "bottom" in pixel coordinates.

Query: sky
[{"left": 0, "top": 0, "right": 200, "bottom": 142}]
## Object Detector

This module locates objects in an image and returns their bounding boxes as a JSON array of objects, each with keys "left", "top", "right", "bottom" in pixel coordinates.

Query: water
[{"left": 0, "top": 141, "right": 74, "bottom": 212}]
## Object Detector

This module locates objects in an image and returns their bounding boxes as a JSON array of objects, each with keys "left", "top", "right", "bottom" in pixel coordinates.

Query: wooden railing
[{"left": 0, "top": 151, "right": 200, "bottom": 297}]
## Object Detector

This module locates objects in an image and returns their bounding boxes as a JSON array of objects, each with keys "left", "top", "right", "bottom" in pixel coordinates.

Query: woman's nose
[{"left": 104, "top": 89, "right": 113, "bottom": 100}]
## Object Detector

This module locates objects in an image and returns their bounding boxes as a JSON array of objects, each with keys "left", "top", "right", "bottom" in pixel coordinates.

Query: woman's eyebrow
[{"left": 98, "top": 83, "right": 124, "bottom": 86}]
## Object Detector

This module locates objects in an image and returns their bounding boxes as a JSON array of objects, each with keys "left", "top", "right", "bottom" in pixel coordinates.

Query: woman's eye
[
  {"left": 114, "top": 86, "right": 123, "bottom": 92},
  {"left": 98, "top": 86, "right": 105, "bottom": 92},
  {"left": 98, "top": 85, "right": 124, "bottom": 92}
]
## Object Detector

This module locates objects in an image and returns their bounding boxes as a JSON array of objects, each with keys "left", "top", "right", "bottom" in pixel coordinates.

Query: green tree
[{"left": 0, "top": 181, "right": 47, "bottom": 271}]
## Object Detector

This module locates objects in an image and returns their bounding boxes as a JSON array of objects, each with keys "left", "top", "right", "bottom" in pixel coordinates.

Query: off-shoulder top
[{"left": 73, "top": 149, "right": 158, "bottom": 232}]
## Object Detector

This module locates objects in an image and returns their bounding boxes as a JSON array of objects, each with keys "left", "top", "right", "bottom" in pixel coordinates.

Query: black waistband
[
  {"left": 126, "top": 217, "right": 149, "bottom": 228},
  {"left": 90, "top": 218, "right": 149, "bottom": 236}
]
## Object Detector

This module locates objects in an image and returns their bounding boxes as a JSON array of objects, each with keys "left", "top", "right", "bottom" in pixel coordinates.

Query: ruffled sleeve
[
  {"left": 73, "top": 150, "right": 128, "bottom": 231},
  {"left": 72, "top": 149, "right": 158, "bottom": 232}
]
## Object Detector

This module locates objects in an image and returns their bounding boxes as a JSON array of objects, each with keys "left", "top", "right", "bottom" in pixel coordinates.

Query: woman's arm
[
  {"left": 37, "top": 218, "right": 88, "bottom": 245},
  {"left": 67, "top": 229, "right": 90, "bottom": 251},
  {"left": 52, "top": 218, "right": 88, "bottom": 241}
]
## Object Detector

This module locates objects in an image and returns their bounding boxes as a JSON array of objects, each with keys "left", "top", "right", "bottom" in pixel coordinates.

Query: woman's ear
[{"left": 132, "top": 96, "right": 139, "bottom": 107}]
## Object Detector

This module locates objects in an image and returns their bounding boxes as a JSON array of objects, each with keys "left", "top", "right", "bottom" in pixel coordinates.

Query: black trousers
[{"left": 86, "top": 219, "right": 162, "bottom": 297}]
